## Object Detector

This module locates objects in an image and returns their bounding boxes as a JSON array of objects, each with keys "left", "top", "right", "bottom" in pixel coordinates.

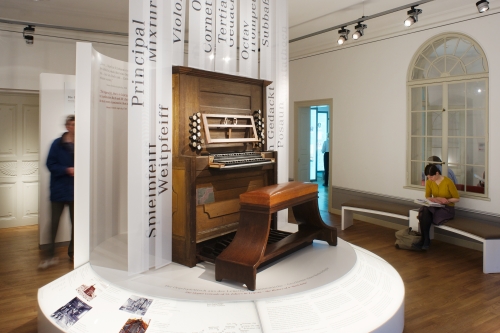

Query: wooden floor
[{"left": 2, "top": 194, "right": 500, "bottom": 332}]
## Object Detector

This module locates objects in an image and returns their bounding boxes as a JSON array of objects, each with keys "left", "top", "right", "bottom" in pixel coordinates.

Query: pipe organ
[{"left": 172, "top": 67, "right": 277, "bottom": 267}]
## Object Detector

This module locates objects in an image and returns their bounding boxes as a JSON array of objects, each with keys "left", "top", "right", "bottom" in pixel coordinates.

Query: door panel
[{"left": 0, "top": 93, "right": 39, "bottom": 228}]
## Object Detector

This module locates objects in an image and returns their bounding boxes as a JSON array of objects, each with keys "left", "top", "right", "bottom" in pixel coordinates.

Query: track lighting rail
[
  {"left": 289, "top": 0, "right": 434, "bottom": 43},
  {"left": 0, "top": 18, "right": 127, "bottom": 36}
]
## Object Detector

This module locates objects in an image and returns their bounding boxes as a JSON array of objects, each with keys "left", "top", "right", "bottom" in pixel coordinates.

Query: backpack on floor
[{"left": 395, "top": 227, "right": 422, "bottom": 250}]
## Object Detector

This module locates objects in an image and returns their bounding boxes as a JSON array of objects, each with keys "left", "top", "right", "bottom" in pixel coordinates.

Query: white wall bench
[
  {"left": 341, "top": 199, "right": 419, "bottom": 230},
  {"left": 409, "top": 215, "right": 500, "bottom": 274},
  {"left": 342, "top": 199, "right": 500, "bottom": 274}
]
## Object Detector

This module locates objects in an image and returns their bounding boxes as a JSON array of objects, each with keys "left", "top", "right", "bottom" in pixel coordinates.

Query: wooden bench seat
[
  {"left": 215, "top": 181, "right": 337, "bottom": 290},
  {"left": 341, "top": 198, "right": 500, "bottom": 273},
  {"left": 341, "top": 199, "right": 419, "bottom": 230},
  {"left": 410, "top": 215, "right": 500, "bottom": 273}
]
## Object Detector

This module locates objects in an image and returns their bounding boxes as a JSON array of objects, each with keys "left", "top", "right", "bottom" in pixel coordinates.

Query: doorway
[
  {"left": 309, "top": 105, "right": 329, "bottom": 182},
  {"left": 293, "top": 99, "right": 333, "bottom": 212}
]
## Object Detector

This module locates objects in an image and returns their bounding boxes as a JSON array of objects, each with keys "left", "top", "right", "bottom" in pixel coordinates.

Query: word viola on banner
[
  {"left": 188, "top": 0, "right": 215, "bottom": 71},
  {"left": 172, "top": 0, "right": 186, "bottom": 65}
]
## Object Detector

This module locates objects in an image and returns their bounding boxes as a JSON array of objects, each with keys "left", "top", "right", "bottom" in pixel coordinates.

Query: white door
[
  {"left": 297, "top": 107, "right": 310, "bottom": 182},
  {"left": 0, "top": 93, "right": 39, "bottom": 228}
]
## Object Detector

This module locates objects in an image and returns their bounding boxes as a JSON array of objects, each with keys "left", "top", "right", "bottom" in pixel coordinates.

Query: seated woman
[{"left": 413, "top": 164, "right": 460, "bottom": 250}]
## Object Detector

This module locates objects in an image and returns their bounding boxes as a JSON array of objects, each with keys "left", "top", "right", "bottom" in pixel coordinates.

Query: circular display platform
[
  {"left": 91, "top": 238, "right": 357, "bottom": 301},
  {"left": 38, "top": 239, "right": 404, "bottom": 333}
]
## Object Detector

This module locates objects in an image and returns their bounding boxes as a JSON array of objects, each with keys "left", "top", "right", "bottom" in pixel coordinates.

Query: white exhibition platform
[{"left": 38, "top": 236, "right": 405, "bottom": 333}]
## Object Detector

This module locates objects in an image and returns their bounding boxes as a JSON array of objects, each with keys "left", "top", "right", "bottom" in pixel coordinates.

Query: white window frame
[{"left": 406, "top": 33, "right": 489, "bottom": 199}]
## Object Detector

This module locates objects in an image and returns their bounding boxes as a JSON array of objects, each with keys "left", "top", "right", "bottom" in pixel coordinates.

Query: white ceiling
[{"left": 0, "top": 0, "right": 412, "bottom": 35}]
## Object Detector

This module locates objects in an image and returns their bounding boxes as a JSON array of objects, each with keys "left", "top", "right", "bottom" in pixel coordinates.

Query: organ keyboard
[{"left": 208, "top": 152, "right": 275, "bottom": 169}]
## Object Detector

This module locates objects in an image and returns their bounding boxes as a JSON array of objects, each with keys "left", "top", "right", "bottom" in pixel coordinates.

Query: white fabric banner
[
  {"left": 259, "top": 0, "right": 273, "bottom": 80},
  {"left": 275, "top": 0, "right": 288, "bottom": 185},
  {"left": 129, "top": 0, "right": 151, "bottom": 275},
  {"left": 264, "top": 0, "right": 276, "bottom": 151},
  {"left": 215, "top": 0, "right": 238, "bottom": 74},
  {"left": 238, "top": 0, "right": 259, "bottom": 78},
  {"left": 172, "top": 0, "right": 187, "bottom": 66},
  {"left": 155, "top": 0, "right": 173, "bottom": 269},
  {"left": 188, "top": 0, "right": 215, "bottom": 71}
]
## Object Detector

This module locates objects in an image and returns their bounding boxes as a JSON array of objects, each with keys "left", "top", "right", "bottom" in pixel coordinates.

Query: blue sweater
[{"left": 46, "top": 133, "right": 74, "bottom": 202}]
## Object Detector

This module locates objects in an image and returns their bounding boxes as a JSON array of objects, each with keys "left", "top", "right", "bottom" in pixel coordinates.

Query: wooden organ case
[{"left": 172, "top": 67, "right": 276, "bottom": 267}]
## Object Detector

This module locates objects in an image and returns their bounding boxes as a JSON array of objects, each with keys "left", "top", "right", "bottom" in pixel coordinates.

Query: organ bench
[{"left": 215, "top": 181, "right": 337, "bottom": 290}]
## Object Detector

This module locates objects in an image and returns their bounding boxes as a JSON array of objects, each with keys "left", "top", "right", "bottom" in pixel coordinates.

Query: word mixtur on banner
[{"left": 128, "top": 0, "right": 288, "bottom": 274}]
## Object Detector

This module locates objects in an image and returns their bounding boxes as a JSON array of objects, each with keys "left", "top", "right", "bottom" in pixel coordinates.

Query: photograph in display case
[
  {"left": 119, "top": 296, "right": 153, "bottom": 316},
  {"left": 119, "top": 317, "right": 150, "bottom": 333},
  {"left": 76, "top": 284, "right": 98, "bottom": 302},
  {"left": 50, "top": 297, "right": 92, "bottom": 329}
]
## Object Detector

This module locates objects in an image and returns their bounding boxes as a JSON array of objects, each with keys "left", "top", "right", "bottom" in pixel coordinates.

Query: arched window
[{"left": 407, "top": 33, "right": 488, "bottom": 197}]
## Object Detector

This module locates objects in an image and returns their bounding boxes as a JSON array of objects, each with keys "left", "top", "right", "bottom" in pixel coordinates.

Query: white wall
[
  {"left": 289, "top": 11, "right": 500, "bottom": 215},
  {"left": 0, "top": 25, "right": 127, "bottom": 91}
]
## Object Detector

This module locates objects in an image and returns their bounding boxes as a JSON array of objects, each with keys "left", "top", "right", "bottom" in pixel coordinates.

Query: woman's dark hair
[{"left": 424, "top": 164, "right": 441, "bottom": 176}]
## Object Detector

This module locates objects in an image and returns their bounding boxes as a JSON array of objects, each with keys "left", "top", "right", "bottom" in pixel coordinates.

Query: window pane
[
  {"left": 466, "top": 110, "right": 485, "bottom": 137},
  {"left": 445, "top": 56, "right": 459, "bottom": 74},
  {"left": 455, "top": 38, "right": 472, "bottom": 58},
  {"left": 427, "top": 85, "right": 442, "bottom": 110},
  {"left": 415, "top": 55, "right": 431, "bottom": 72},
  {"left": 466, "top": 138, "right": 486, "bottom": 165},
  {"left": 433, "top": 57, "right": 445, "bottom": 73},
  {"left": 465, "top": 166, "right": 485, "bottom": 194},
  {"left": 433, "top": 39, "right": 445, "bottom": 57},
  {"left": 445, "top": 38, "right": 459, "bottom": 55},
  {"left": 450, "top": 63, "right": 466, "bottom": 76},
  {"left": 427, "top": 112, "right": 442, "bottom": 136},
  {"left": 466, "top": 81, "right": 486, "bottom": 109},
  {"left": 448, "top": 111, "right": 465, "bottom": 136},
  {"left": 448, "top": 83, "right": 465, "bottom": 110},
  {"left": 411, "top": 112, "right": 426, "bottom": 135},
  {"left": 411, "top": 87, "right": 425, "bottom": 111},
  {"left": 461, "top": 45, "right": 482, "bottom": 68},
  {"left": 449, "top": 163, "right": 465, "bottom": 185},
  {"left": 412, "top": 68, "right": 425, "bottom": 80},
  {"left": 422, "top": 45, "right": 438, "bottom": 62},
  {"left": 448, "top": 138, "right": 465, "bottom": 165},
  {"left": 411, "top": 137, "right": 426, "bottom": 160},
  {"left": 466, "top": 58, "right": 486, "bottom": 74},
  {"left": 410, "top": 161, "right": 426, "bottom": 186},
  {"left": 427, "top": 137, "right": 442, "bottom": 160},
  {"left": 427, "top": 65, "right": 441, "bottom": 78}
]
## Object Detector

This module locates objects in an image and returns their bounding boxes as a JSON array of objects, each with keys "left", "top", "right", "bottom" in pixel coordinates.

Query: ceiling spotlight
[
  {"left": 352, "top": 22, "right": 367, "bottom": 40},
  {"left": 476, "top": 0, "right": 489, "bottom": 13},
  {"left": 337, "top": 27, "right": 350, "bottom": 45},
  {"left": 23, "top": 25, "right": 35, "bottom": 45},
  {"left": 404, "top": 6, "right": 422, "bottom": 27}
]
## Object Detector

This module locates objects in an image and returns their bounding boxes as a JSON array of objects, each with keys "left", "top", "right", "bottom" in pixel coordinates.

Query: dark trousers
[
  {"left": 50, "top": 201, "right": 74, "bottom": 257},
  {"left": 323, "top": 152, "right": 329, "bottom": 186},
  {"left": 418, "top": 207, "right": 433, "bottom": 245}
]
